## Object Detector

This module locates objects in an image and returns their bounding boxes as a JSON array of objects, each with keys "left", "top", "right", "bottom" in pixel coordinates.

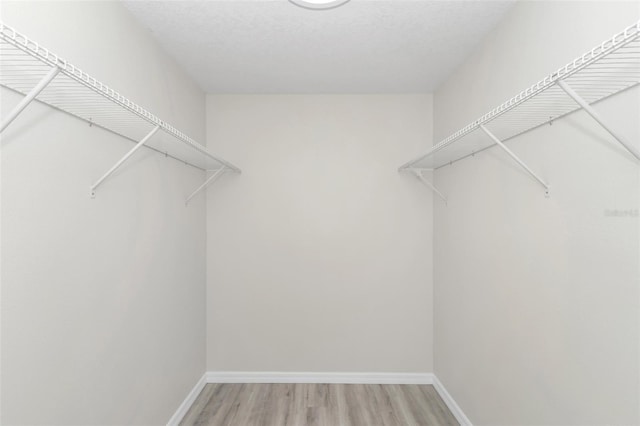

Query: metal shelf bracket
[
  {"left": 557, "top": 80, "right": 640, "bottom": 161},
  {"left": 480, "top": 125, "right": 550, "bottom": 197},
  {"left": 185, "top": 167, "right": 227, "bottom": 205},
  {"left": 408, "top": 168, "right": 447, "bottom": 203},
  {"left": 0, "top": 66, "right": 60, "bottom": 134},
  {"left": 90, "top": 125, "right": 160, "bottom": 198}
]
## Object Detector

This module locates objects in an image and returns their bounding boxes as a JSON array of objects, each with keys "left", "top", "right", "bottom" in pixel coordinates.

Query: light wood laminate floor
[{"left": 180, "top": 383, "right": 459, "bottom": 426}]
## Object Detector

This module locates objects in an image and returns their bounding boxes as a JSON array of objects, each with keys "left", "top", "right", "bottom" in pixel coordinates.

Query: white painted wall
[
  {"left": 433, "top": 2, "right": 640, "bottom": 425},
  {"left": 0, "top": 2, "right": 207, "bottom": 424},
  {"left": 205, "top": 95, "right": 434, "bottom": 373},
  {"left": 4, "top": 2, "right": 638, "bottom": 424}
]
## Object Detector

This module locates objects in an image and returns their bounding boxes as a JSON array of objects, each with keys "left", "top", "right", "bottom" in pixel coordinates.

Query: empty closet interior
[{"left": 1, "top": 1, "right": 639, "bottom": 425}]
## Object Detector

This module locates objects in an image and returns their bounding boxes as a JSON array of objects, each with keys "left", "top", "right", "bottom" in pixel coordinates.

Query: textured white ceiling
[{"left": 123, "top": 0, "right": 516, "bottom": 93}]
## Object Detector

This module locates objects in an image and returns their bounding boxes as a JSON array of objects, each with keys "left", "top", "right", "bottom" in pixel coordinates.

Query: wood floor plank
[
  {"left": 384, "top": 384, "right": 419, "bottom": 426},
  {"left": 367, "top": 383, "right": 402, "bottom": 426},
  {"left": 179, "top": 383, "right": 218, "bottom": 426},
  {"left": 181, "top": 383, "right": 459, "bottom": 426},
  {"left": 401, "top": 385, "right": 441, "bottom": 425},
  {"left": 284, "top": 383, "right": 308, "bottom": 426},
  {"left": 417, "top": 384, "right": 459, "bottom": 426},
  {"left": 190, "top": 383, "right": 230, "bottom": 426},
  {"left": 262, "top": 383, "right": 291, "bottom": 426},
  {"left": 204, "top": 383, "right": 245, "bottom": 426},
  {"left": 231, "top": 383, "right": 262, "bottom": 426},
  {"left": 325, "top": 383, "right": 348, "bottom": 426}
]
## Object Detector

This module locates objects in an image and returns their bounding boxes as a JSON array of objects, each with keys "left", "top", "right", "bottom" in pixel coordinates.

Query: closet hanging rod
[{"left": 1, "top": 84, "right": 211, "bottom": 171}]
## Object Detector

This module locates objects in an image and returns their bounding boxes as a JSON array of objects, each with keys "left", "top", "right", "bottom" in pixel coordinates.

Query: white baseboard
[
  {"left": 206, "top": 371, "right": 434, "bottom": 384},
  {"left": 433, "top": 375, "right": 472, "bottom": 426},
  {"left": 166, "top": 373, "right": 207, "bottom": 426},
  {"left": 168, "top": 371, "right": 471, "bottom": 426}
]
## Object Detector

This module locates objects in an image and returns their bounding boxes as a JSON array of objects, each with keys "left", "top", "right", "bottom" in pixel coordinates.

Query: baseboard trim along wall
[
  {"left": 168, "top": 372, "right": 472, "bottom": 426},
  {"left": 432, "top": 375, "right": 473, "bottom": 426},
  {"left": 206, "top": 371, "right": 434, "bottom": 384},
  {"left": 167, "top": 373, "right": 208, "bottom": 426}
]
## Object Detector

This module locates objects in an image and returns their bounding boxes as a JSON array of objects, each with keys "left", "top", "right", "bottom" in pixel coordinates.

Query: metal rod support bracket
[
  {"left": 0, "top": 66, "right": 60, "bottom": 133},
  {"left": 185, "top": 167, "right": 227, "bottom": 205},
  {"left": 557, "top": 80, "right": 640, "bottom": 161},
  {"left": 90, "top": 125, "right": 160, "bottom": 198},
  {"left": 406, "top": 169, "right": 447, "bottom": 204},
  {"left": 480, "top": 125, "right": 550, "bottom": 197}
]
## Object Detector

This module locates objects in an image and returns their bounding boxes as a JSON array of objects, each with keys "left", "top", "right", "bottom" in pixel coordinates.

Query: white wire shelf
[
  {"left": 0, "top": 21, "right": 240, "bottom": 176},
  {"left": 400, "top": 20, "right": 640, "bottom": 171}
]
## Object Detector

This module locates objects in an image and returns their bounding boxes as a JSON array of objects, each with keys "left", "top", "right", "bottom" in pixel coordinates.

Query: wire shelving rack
[
  {"left": 0, "top": 21, "right": 240, "bottom": 202},
  {"left": 400, "top": 20, "right": 640, "bottom": 199}
]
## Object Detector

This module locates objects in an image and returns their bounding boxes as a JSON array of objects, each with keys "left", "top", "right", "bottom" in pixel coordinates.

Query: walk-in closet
[{"left": 1, "top": 1, "right": 639, "bottom": 425}]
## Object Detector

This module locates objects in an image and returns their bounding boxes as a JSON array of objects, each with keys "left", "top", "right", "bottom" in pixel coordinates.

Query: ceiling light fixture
[{"left": 289, "top": 0, "right": 351, "bottom": 10}]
